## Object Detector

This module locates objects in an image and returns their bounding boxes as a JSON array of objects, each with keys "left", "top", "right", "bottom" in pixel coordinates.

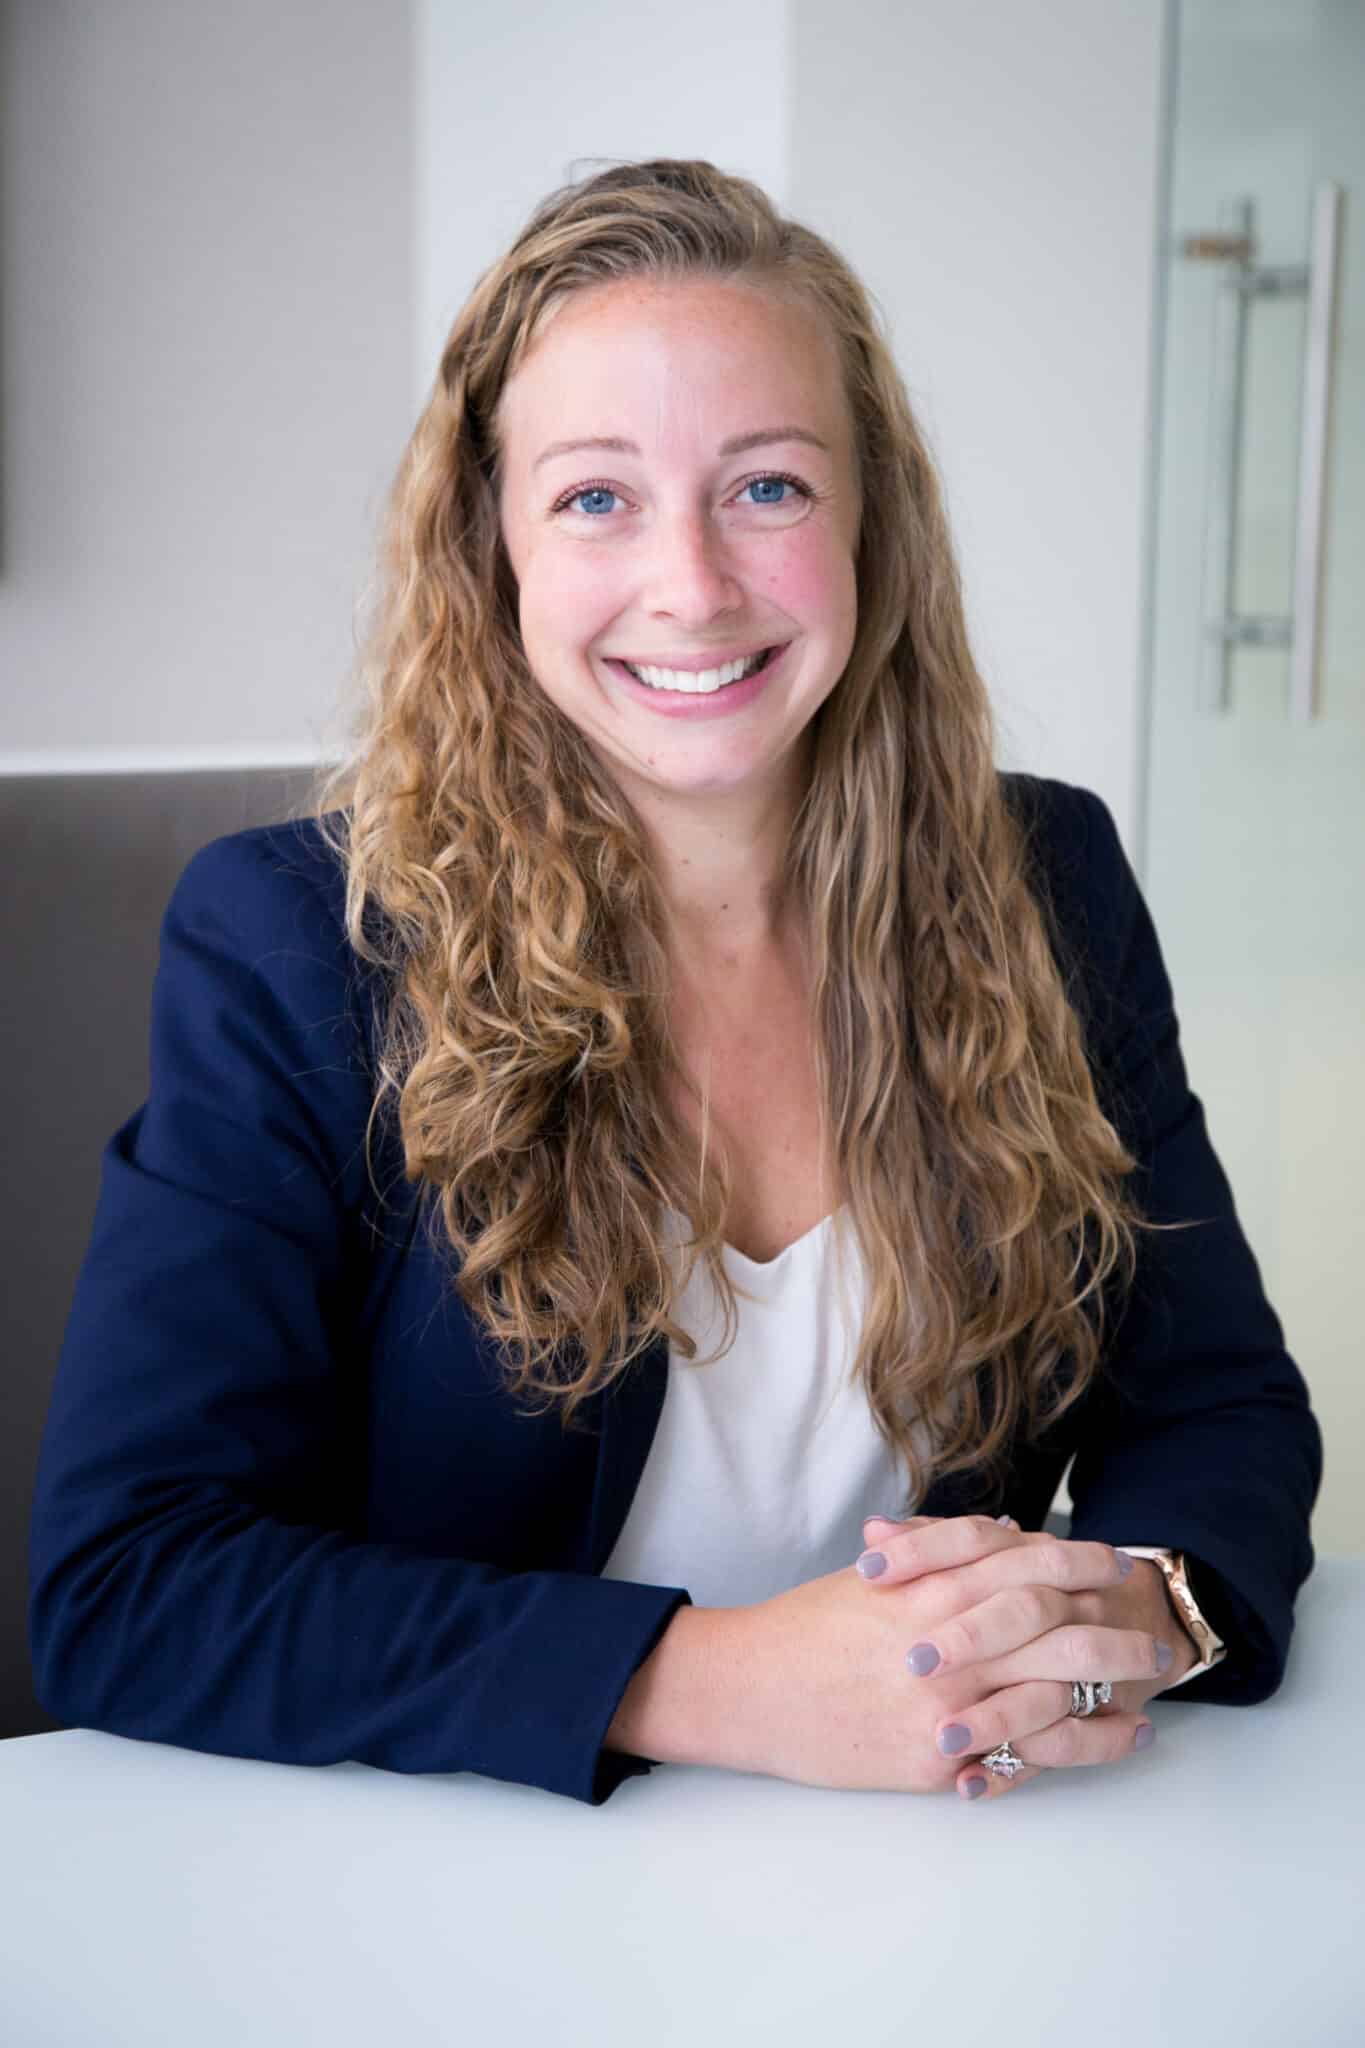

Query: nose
[{"left": 641, "top": 506, "right": 744, "bottom": 626}]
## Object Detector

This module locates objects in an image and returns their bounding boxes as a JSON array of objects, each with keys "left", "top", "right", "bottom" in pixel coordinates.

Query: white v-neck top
[{"left": 600, "top": 1206, "right": 932, "bottom": 1608}]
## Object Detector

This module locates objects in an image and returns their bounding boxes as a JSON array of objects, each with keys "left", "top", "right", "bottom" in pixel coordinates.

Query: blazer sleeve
[
  {"left": 1049, "top": 782, "right": 1323, "bottom": 1704},
  {"left": 27, "top": 826, "right": 690, "bottom": 1805}
]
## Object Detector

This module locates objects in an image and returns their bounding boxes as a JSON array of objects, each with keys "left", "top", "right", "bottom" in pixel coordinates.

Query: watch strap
[{"left": 1116, "top": 1546, "right": 1228, "bottom": 1687}]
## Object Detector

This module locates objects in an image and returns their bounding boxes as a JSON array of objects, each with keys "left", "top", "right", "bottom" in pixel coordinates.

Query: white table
[{"left": 2, "top": 1557, "right": 1360, "bottom": 2048}]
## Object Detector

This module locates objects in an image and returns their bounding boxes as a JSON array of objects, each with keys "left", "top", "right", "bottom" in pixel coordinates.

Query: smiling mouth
[{"left": 611, "top": 646, "right": 781, "bottom": 695}]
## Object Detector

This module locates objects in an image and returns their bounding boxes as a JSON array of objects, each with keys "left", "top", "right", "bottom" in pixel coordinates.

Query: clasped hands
[{"left": 855, "top": 1511, "right": 1198, "bottom": 1802}]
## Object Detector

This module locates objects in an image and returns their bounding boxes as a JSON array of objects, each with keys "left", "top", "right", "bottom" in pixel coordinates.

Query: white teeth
[{"left": 621, "top": 648, "right": 770, "bottom": 694}]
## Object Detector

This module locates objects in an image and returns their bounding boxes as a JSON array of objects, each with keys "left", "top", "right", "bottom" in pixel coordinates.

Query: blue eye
[
  {"left": 740, "top": 470, "right": 812, "bottom": 506},
  {"left": 550, "top": 470, "right": 813, "bottom": 518}
]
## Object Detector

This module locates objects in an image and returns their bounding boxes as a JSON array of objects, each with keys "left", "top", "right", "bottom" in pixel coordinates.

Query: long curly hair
[{"left": 313, "top": 156, "right": 1156, "bottom": 1511}]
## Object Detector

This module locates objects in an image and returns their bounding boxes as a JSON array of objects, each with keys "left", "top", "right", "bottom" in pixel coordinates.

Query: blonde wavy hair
[{"left": 313, "top": 156, "right": 1156, "bottom": 1511}]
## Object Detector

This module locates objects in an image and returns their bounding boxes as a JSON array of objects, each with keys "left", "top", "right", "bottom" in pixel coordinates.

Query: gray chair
[{"left": 1, "top": 766, "right": 318, "bottom": 1737}]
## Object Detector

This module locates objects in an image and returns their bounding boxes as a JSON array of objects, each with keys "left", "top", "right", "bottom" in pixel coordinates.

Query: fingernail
[
  {"left": 937, "top": 1723, "right": 972, "bottom": 1755},
  {"left": 856, "top": 1550, "right": 888, "bottom": 1579},
  {"left": 907, "top": 1642, "right": 941, "bottom": 1676},
  {"left": 1134, "top": 1722, "right": 1155, "bottom": 1750},
  {"left": 1116, "top": 1551, "right": 1135, "bottom": 1577},
  {"left": 1156, "top": 1639, "right": 1174, "bottom": 1673},
  {"left": 996, "top": 1514, "right": 1018, "bottom": 1528},
  {"left": 962, "top": 1776, "right": 988, "bottom": 1799}
]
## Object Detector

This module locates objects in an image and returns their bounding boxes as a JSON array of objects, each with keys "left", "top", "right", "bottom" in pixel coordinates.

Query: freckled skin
[{"left": 494, "top": 278, "right": 862, "bottom": 832}]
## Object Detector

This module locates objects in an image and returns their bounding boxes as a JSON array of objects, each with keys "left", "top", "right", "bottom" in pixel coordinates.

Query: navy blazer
[{"left": 28, "top": 774, "right": 1322, "bottom": 1804}]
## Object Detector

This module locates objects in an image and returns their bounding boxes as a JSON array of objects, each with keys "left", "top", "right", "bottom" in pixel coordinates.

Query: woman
[{"left": 28, "top": 159, "right": 1321, "bottom": 1806}]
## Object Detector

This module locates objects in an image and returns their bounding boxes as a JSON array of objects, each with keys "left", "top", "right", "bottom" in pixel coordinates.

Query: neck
[{"left": 644, "top": 792, "right": 801, "bottom": 964}]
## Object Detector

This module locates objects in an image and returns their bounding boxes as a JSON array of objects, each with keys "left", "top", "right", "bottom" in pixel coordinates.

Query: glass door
[{"left": 1143, "top": 0, "right": 1363, "bottom": 1554}]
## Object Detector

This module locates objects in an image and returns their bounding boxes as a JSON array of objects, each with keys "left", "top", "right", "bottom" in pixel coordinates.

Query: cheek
[
  {"left": 765, "top": 533, "right": 857, "bottom": 629},
  {"left": 519, "top": 546, "right": 622, "bottom": 643}
]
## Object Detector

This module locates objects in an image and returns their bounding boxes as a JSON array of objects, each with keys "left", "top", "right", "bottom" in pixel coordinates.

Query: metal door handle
[
  {"left": 1289, "top": 183, "right": 1343, "bottom": 724},
  {"left": 1182, "top": 182, "right": 1343, "bottom": 723}
]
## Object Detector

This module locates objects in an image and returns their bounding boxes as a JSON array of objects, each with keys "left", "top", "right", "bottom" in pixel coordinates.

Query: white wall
[
  {"left": 0, "top": 0, "right": 415, "bottom": 770},
  {"left": 417, "top": 0, "right": 790, "bottom": 400},
  {"left": 788, "top": 0, "right": 1167, "bottom": 841}
]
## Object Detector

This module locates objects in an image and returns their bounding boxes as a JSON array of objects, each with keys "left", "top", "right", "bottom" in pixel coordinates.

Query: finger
[
  {"left": 858, "top": 1520, "right": 1130, "bottom": 1599},
  {"left": 905, "top": 1582, "right": 1074, "bottom": 1677},
  {"left": 957, "top": 1759, "right": 1045, "bottom": 1802},
  {"left": 973, "top": 1535, "right": 1136, "bottom": 1593},
  {"left": 933, "top": 1679, "right": 1077, "bottom": 1762},
  {"left": 934, "top": 1680, "right": 1141, "bottom": 1770},
  {"left": 980, "top": 1619, "right": 1175, "bottom": 1690},
  {"left": 856, "top": 1512, "right": 1049, "bottom": 1584},
  {"left": 861, "top": 1513, "right": 943, "bottom": 1538},
  {"left": 955, "top": 1702, "right": 1155, "bottom": 1801},
  {"left": 861, "top": 1514, "right": 1014, "bottom": 1538},
  {"left": 1003, "top": 1711, "right": 1155, "bottom": 1771}
]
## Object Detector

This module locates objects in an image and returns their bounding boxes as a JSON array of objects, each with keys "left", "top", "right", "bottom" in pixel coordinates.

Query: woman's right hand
[{"left": 741, "top": 1517, "right": 1151, "bottom": 1796}]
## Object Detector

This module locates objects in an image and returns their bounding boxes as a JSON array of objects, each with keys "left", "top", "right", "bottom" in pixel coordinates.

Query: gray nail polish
[
  {"left": 938, "top": 1723, "right": 972, "bottom": 1755},
  {"left": 857, "top": 1550, "right": 888, "bottom": 1579},
  {"left": 907, "top": 1642, "right": 941, "bottom": 1676},
  {"left": 1134, "top": 1722, "right": 1155, "bottom": 1750},
  {"left": 1156, "top": 1639, "right": 1174, "bottom": 1673},
  {"left": 1116, "top": 1551, "right": 1134, "bottom": 1577},
  {"left": 963, "top": 1777, "right": 987, "bottom": 1800}
]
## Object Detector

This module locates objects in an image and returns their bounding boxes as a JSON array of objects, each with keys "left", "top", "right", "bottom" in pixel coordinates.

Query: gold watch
[{"left": 1117, "top": 1547, "right": 1227, "bottom": 1688}]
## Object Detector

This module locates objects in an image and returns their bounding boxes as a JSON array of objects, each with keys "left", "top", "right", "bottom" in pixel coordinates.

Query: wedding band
[{"left": 1069, "top": 1680, "right": 1113, "bottom": 1718}]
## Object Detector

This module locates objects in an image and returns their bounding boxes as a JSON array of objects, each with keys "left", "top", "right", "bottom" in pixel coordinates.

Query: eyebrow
[{"left": 532, "top": 426, "right": 831, "bottom": 471}]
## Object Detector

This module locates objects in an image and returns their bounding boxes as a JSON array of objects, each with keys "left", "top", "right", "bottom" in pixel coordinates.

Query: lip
[
  {"left": 602, "top": 641, "right": 791, "bottom": 719},
  {"left": 604, "top": 642, "right": 785, "bottom": 674}
]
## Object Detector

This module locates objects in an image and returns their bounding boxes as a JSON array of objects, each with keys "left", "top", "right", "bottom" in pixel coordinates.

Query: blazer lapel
[{"left": 572, "top": 1330, "right": 671, "bottom": 1576}]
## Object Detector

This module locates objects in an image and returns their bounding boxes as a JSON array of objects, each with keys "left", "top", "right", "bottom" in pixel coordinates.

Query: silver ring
[
  {"left": 982, "top": 1739, "right": 1026, "bottom": 1778},
  {"left": 1069, "top": 1680, "right": 1114, "bottom": 1718}
]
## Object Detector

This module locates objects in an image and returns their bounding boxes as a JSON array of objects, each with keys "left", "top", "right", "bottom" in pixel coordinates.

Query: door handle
[{"left": 1182, "top": 182, "right": 1343, "bottom": 723}]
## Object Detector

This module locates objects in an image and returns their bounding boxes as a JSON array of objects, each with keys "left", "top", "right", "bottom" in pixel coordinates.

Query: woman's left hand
[{"left": 857, "top": 1513, "right": 1197, "bottom": 1801}]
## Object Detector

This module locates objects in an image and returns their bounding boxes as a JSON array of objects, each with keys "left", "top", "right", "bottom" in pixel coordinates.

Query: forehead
[{"left": 496, "top": 277, "right": 848, "bottom": 453}]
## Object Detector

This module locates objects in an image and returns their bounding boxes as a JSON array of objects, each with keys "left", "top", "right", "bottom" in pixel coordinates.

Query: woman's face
[{"left": 495, "top": 276, "right": 861, "bottom": 813}]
